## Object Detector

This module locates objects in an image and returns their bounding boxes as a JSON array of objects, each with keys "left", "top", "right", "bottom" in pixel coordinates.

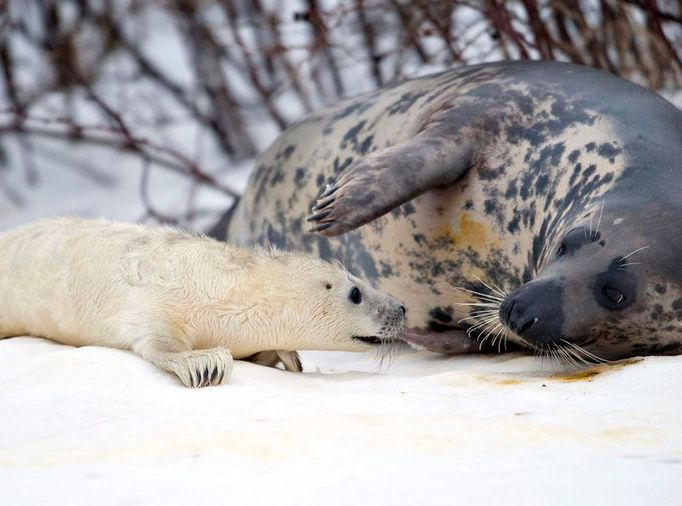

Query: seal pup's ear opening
[{"left": 307, "top": 130, "right": 479, "bottom": 236}]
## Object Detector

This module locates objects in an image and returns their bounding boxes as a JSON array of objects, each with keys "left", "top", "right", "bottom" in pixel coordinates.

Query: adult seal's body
[
  {"left": 220, "top": 60, "right": 682, "bottom": 362},
  {"left": 0, "top": 218, "right": 405, "bottom": 387}
]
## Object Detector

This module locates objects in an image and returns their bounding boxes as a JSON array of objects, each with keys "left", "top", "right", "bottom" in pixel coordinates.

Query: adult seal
[
  {"left": 0, "top": 218, "right": 405, "bottom": 387},
  {"left": 219, "top": 61, "right": 682, "bottom": 362}
]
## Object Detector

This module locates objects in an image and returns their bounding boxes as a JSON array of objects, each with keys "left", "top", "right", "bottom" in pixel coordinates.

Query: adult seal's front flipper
[{"left": 307, "top": 127, "right": 479, "bottom": 237}]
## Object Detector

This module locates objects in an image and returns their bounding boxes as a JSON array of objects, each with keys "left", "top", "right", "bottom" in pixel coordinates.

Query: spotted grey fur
[{"left": 216, "top": 61, "right": 682, "bottom": 361}]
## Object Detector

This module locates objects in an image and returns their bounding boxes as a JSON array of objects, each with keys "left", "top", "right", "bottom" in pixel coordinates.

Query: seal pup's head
[
  {"left": 249, "top": 250, "right": 406, "bottom": 353},
  {"left": 491, "top": 202, "right": 681, "bottom": 362}
]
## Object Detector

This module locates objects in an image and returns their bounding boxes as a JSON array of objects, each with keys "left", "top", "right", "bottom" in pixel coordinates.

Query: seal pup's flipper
[
  {"left": 247, "top": 350, "right": 303, "bottom": 372},
  {"left": 307, "top": 130, "right": 478, "bottom": 236},
  {"left": 133, "top": 339, "right": 234, "bottom": 388}
]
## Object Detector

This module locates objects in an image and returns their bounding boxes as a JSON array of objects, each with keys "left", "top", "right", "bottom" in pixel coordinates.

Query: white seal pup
[{"left": 0, "top": 218, "right": 405, "bottom": 387}]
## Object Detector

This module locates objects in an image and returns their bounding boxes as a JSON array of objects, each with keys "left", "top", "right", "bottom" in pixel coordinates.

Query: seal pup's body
[
  {"left": 0, "top": 218, "right": 405, "bottom": 387},
  {"left": 221, "top": 61, "right": 682, "bottom": 361}
]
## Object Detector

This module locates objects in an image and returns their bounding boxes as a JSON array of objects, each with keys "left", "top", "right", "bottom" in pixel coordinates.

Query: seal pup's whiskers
[{"left": 374, "top": 338, "right": 400, "bottom": 373}]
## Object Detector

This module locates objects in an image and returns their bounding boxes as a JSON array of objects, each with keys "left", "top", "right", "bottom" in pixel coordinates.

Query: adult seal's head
[
  {"left": 220, "top": 60, "right": 682, "bottom": 363},
  {"left": 494, "top": 200, "right": 680, "bottom": 361}
]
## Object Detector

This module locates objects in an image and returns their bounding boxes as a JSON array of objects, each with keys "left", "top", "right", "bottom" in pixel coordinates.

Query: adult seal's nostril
[{"left": 517, "top": 317, "right": 538, "bottom": 336}]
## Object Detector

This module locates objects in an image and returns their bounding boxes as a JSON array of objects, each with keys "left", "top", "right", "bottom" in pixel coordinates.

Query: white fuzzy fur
[{"left": 0, "top": 218, "right": 403, "bottom": 387}]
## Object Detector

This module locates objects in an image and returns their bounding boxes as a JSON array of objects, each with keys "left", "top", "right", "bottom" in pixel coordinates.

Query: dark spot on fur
[
  {"left": 505, "top": 180, "right": 518, "bottom": 199},
  {"left": 265, "top": 223, "right": 287, "bottom": 249},
  {"left": 291, "top": 217, "right": 303, "bottom": 234},
  {"left": 429, "top": 307, "right": 453, "bottom": 323},
  {"left": 332, "top": 156, "right": 353, "bottom": 175},
  {"left": 507, "top": 211, "right": 521, "bottom": 234},
  {"left": 276, "top": 145, "right": 296, "bottom": 161},
  {"left": 582, "top": 164, "right": 597, "bottom": 179},
  {"left": 359, "top": 135, "right": 374, "bottom": 155},
  {"left": 535, "top": 174, "right": 549, "bottom": 194},
  {"left": 316, "top": 237, "right": 334, "bottom": 263},
  {"left": 332, "top": 100, "right": 375, "bottom": 121},
  {"left": 672, "top": 298, "right": 682, "bottom": 320},
  {"left": 520, "top": 172, "right": 533, "bottom": 200},
  {"left": 294, "top": 167, "right": 307, "bottom": 189},
  {"left": 380, "top": 261, "right": 394, "bottom": 277},
  {"left": 651, "top": 304, "right": 663, "bottom": 320},
  {"left": 484, "top": 199, "right": 497, "bottom": 216},
  {"left": 585, "top": 142, "right": 596, "bottom": 152},
  {"left": 655, "top": 284, "right": 667, "bottom": 295},
  {"left": 568, "top": 149, "right": 580, "bottom": 163},
  {"left": 387, "top": 90, "right": 428, "bottom": 115},
  {"left": 597, "top": 142, "right": 621, "bottom": 163},
  {"left": 341, "top": 121, "right": 367, "bottom": 149},
  {"left": 413, "top": 233, "right": 427, "bottom": 245},
  {"left": 270, "top": 170, "right": 285, "bottom": 187},
  {"left": 479, "top": 165, "right": 506, "bottom": 181},
  {"left": 569, "top": 163, "right": 582, "bottom": 186}
]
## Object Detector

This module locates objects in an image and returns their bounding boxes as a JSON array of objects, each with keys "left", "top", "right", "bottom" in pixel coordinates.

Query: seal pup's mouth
[{"left": 352, "top": 335, "right": 383, "bottom": 345}]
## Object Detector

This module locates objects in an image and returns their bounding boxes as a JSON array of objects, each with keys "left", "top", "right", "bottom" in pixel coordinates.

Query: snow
[{"left": 1, "top": 337, "right": 681, "bottom": 505}]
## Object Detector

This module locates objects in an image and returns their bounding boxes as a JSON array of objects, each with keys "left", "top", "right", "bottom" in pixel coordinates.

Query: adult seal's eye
[
  {"left": 603, "top": 286, "right": 625, "bottom": 305},
  {"left": 349, "top": 286, "right": 362, "bottom": 304}
]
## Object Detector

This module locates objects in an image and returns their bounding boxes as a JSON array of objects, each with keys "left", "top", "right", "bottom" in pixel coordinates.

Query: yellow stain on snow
[{"left": 551, "top": 358, "right": 643, "bottom": 383}]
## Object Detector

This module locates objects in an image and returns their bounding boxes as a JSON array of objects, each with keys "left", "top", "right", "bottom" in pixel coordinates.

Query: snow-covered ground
[{"left": 1, "top": 338, "right": 681, "bottom": 505}]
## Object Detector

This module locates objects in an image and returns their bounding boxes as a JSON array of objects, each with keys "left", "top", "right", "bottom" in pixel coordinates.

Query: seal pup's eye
[
  {"left": 602, "top": 286, "right": 625, "bottom": 305},
  {"left": 349, "top": 286, "right": 362, "bottom": 304},
  {"left": 325, "top": 283, "right": 332, "bottom": 290}
]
